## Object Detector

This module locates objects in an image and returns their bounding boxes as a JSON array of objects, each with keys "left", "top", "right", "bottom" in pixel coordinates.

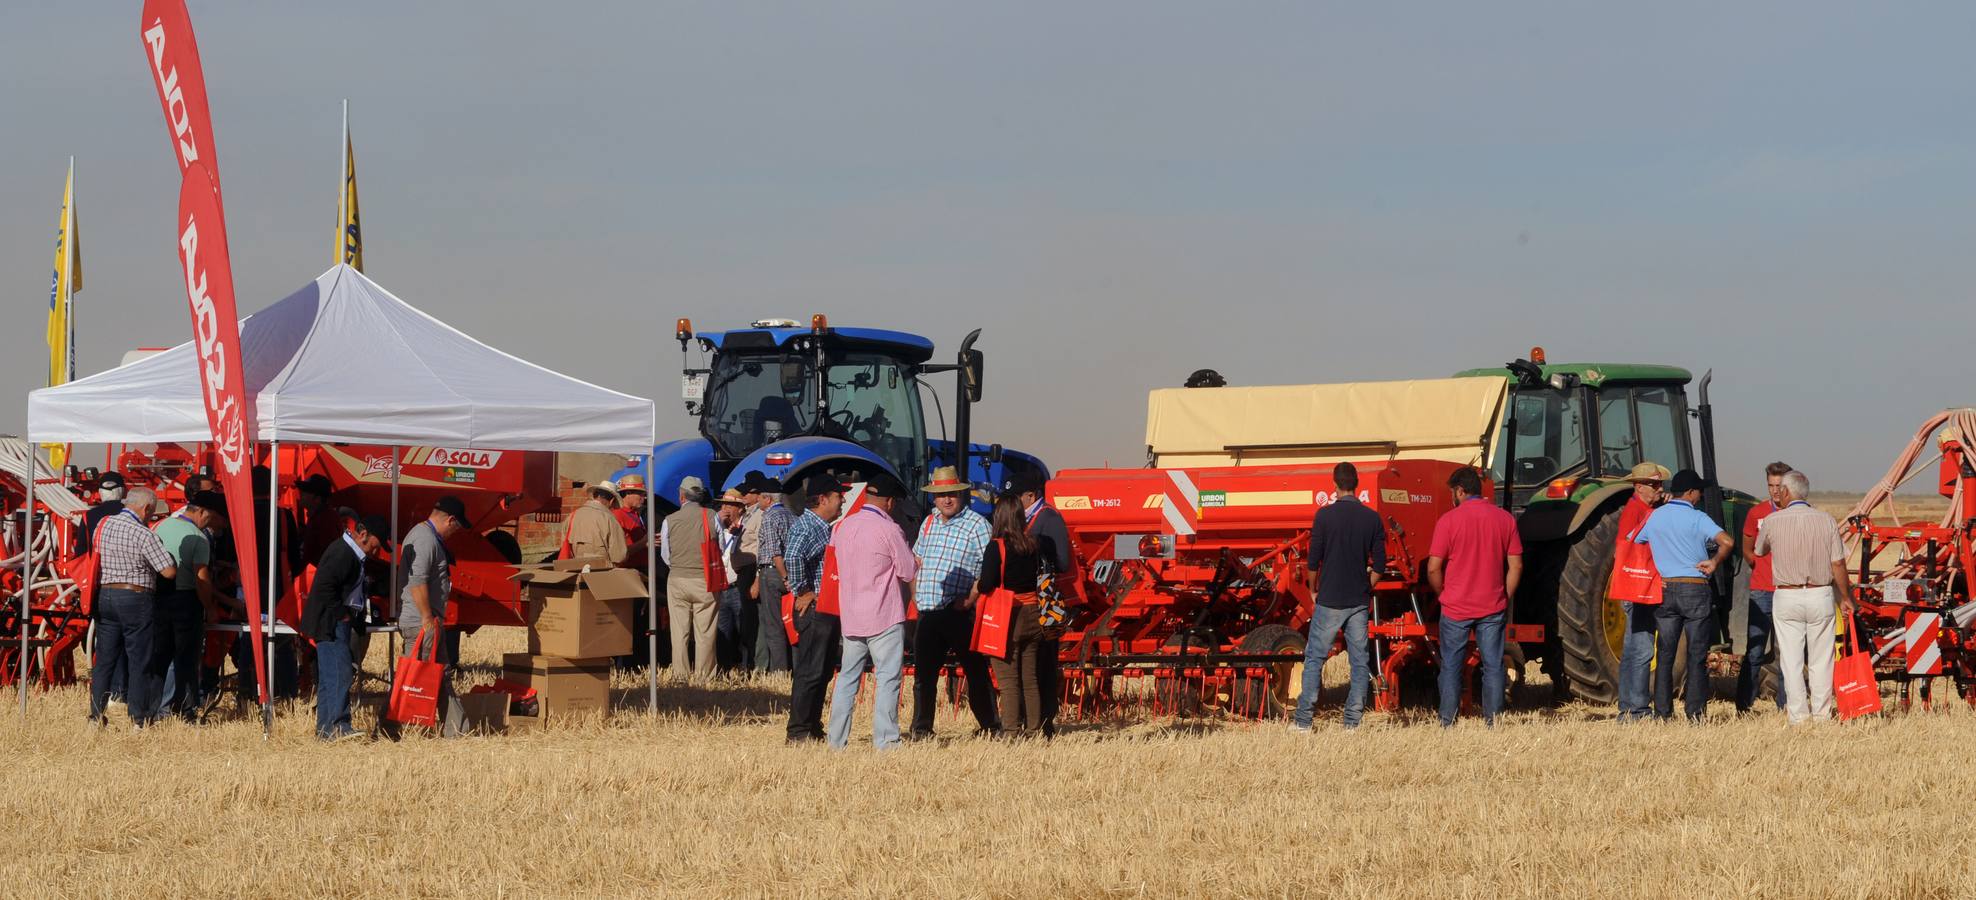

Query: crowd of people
[
  {"left": 1293, "top": 459, "right": 1852, "bottom": 732},
  {"left": 72, "top": 450, "right": 1852, "bottom": 744}
]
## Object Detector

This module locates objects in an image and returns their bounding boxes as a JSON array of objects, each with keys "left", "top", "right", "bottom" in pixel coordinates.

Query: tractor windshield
[
  {"left": 1494, "top": 390, "right": 1589, "bottom": 488},
  {"left": 702, "top": 352, "right": 818, "bottom": 460},
  {"left": 1595, "top": 385, "right": 1691, "bottom": 474},
  {"left": 825, "top": 352, "right": 927, "bottom": 491}
]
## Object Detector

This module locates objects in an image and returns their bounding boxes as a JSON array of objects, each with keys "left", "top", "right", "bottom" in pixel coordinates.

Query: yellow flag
[
  {"left": 44, "top": 162, "right": 80, "bottom": 471},
  {"left": 338, "top": 130, "right": 363, "bottom": 271}
]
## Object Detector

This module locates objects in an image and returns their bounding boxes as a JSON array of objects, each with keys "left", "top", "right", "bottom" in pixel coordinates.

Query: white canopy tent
[{"left": 20, "top": 264, "right": 662, "bottom": 726}]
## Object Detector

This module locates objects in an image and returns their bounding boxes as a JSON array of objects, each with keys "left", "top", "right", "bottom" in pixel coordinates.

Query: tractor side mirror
[
  {"left": 961, "top": 349, "right": 984, "bottom": 403},
  {"left": 987, "top": 444, "right": 1004, "bottom": 464}
]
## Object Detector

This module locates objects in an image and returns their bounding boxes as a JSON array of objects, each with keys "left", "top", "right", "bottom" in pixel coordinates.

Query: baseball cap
[
  {"left": 187, "top": 490, "right": 228, "bottom": 516},
  {"left": 1002, "top": 470, "right": 1046, "bottom": 497},
  {"left": 355, "top": 514, "right": 396, "bottom": 548},
  {"left": 802, "top": 473, "right": 851, "bottom": 498},
  {"left": 432, "top": 496, "right": 468, "bottom": 522},
  {"left": 98, "top": 471, "right": 126, "bottom": 489},
  {"left": 679, "top": 475, "right": 707, "bottom": 496},
  {"left": 1668, "top": 469, "right": 1712, "bottom": 495},
  {"left": 863, "top": 479, "right": 904, "bottom": 499}
]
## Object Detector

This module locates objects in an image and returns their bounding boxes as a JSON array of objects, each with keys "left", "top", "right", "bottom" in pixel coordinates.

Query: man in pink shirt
[
  {"left": 825, "top": 480, "right": 919, "bottom": 750},
  {"left": 1427, "top": 467, "right": 1523, "bottom": 727}
]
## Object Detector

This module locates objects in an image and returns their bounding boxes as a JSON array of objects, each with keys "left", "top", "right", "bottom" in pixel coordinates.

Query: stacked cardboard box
[{"left": 501, "top": 559, "right": 646, "bottom": 728}]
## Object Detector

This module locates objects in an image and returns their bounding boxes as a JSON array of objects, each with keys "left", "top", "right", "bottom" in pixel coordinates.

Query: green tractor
[{"left": 1454, "top": 351, "right": 1760, "bottom": 704}]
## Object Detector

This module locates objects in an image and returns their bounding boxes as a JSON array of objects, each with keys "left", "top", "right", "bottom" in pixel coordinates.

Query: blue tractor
[{"left": 618, "top": 315, "right": 1047, "bottom": 520}]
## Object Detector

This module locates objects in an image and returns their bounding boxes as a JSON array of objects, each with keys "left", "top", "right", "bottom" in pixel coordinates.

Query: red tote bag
[
  {"left": 780, "top": 592, "right": 800, "bottom": 645},
  {"left": 971, "top": 539, "right": 1016, "bottom": 659},
  {"left": 815, "top": 545, "right": 842, "bottom": 616},
  {"left": 701, "top": 512, "right": 732, "bottom": 593},
  {"left": 387, "top": 629, "right": 446, "bottom": 728},
  {"left": 1833, "top": 612, "right": 1882, "bottom": 721},
  {"left": 1608, "top": 523, "right": 1663, "bottom": 605}
]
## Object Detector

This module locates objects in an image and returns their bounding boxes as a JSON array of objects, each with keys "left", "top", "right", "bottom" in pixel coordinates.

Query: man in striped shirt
[
  {"left": 1752, "top": 469, "right": 1853, "bottom": 724},
  {"left": 908, "top": 466, "right": 998, "bottom": 739},
  {"left": 90, "top": 487, "right": 178, "bottom": 728},
  {"left": 753, "top": 475, "right": 796, "bottom": 673}
]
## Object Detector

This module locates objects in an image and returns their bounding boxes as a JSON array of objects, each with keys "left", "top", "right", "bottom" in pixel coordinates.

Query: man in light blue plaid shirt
[{"left": 907, "top": 466, "right": 1001, "bottom": 739}]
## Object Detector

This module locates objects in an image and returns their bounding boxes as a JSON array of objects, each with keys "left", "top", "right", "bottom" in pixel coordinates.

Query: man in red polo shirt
[
  {"left": 1736, "top": 461, "right": 1793, "bottom": 713},
  {"left": 1427, "top": 467, "right": 1522, "bottom": 727}
]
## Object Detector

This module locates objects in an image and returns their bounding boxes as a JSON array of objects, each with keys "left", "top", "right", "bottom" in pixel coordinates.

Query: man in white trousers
[{"left": 1751, "top": 470, "right": 1854, "bottom": 723}]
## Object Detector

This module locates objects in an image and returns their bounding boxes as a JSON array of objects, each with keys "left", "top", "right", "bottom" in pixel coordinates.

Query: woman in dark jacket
[{"left": 976, "top": 495, "right": 1057, "bottom": 736}]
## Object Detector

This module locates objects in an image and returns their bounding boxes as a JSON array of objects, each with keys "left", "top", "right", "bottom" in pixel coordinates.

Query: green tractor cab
[{"left": 1455, "top": 352, "right": 1759, "bottom": 704}]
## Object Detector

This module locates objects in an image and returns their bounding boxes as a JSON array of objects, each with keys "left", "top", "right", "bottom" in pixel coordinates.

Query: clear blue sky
[{"left": 4, "top": 2, "right": 1975, "bottom": 490}]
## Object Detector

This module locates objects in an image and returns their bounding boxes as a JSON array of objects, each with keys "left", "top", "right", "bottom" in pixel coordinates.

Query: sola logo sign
[
  {"left": 141, "top": 20, "right": 201, "bottom": 167},
  {"left": 177, "top": 193, "right": 248, "bottom": 475},
  {"left": 407, "top": 447, "right": 503, "bottom": 470}
]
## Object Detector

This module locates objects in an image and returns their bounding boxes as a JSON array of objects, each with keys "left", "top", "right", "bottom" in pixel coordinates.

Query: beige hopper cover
[{"left": 1145, "top": 376, "right": 1509, "bottom": 469}]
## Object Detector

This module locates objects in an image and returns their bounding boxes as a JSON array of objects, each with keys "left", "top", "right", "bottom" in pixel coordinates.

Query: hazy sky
[{"left": 5, "top": 2, "right": 1975, "bottom": 491}]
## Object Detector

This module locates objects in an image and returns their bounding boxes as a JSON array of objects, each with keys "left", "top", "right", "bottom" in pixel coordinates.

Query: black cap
[
  {"left": 801, "top": 473, "right": 850, "bottom": 498},
  {"left": 1002, "top": 470, "right": 1046, "bottom": 497},
  {"left": 98, "top": 471, "right": 126, "bottom": 489},
  {"left": 187, "top": 490, "right": 228, "bottom": 516},
  {"left": 297, "top": 474, "right": 334, "bottom": 497},
  {"left": 739, "top": 470, "right": 767, "bottom": 494},
  {"left": 355, "top": 514, "right": 395, "bottom": 548},
  {"left": 757, "top": 475, "right": 784, "bottom": 494},
  {"left": 432, "top": 496, "right": 468, "bottom": 522},
  {"left": 863, "top": 479, "right": 903, "bottom": 499},
  {"left": 1669, "top": 469, "right": 1712, "bottom": 495}
]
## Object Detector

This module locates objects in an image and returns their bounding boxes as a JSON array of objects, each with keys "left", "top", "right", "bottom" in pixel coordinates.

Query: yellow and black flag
[
  {"left": 44, "top": 159, "right": 81, "bottom": 470},
  {"left": 336, "top": 105, "right": 363, "bottom": 271}
]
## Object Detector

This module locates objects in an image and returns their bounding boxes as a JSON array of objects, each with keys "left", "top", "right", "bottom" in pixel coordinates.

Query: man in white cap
[
  {"left": 563, "top": 480, "right": 628, "bottom": 565},
  {"left": 660, "top": 477, "right": 721, "bottom": 680}
]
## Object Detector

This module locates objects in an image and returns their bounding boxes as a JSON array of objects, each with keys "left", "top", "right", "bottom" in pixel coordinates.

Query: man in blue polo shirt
[{"left": 1633, "top": 469, "right": 1731, "bottom": 722}]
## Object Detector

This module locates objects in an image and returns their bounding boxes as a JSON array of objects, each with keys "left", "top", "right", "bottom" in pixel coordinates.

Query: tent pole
[
  {"left": 20, "top": 433, "right": 34, "bottom": 720},
  {"left": 646, "top": 445, "right": 657, "bottom": 715},
  {"left": 265, "top": 439, "right": 279, "bottom": 739},
  {"left": 389, "top": 445, "right": 400, "bottom": 685}
]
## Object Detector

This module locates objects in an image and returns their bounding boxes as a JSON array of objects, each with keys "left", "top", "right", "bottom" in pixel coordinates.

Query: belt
[
  {"left": 1664, "top": 577, "right": 1708, "bottom": 585},
  {"left": 101, "top": 582, "right": 154, "bottom": 594},
  {"left": 1776, "top": 583, "right": 1831, "bottom": 590}
]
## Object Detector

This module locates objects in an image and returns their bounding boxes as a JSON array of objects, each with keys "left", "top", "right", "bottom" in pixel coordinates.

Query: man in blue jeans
[
  {"left": 1635, "top": 469, "right": 1733, "bottom": 722},
  {"left": 88, "top": 487, "right": 177, "bottom": 729},
  {"left": 1736, "top": 462, "right": 1794, "bottom": 713},
  {"left": 1427, "top": 468, "right": 1522, "bottom": 727},
  {"left": 302, "top": 514, "right": 391, "bottom": 740},
  {"left": 1292, "top": 463, "right": 1387, "bottom": 732}
]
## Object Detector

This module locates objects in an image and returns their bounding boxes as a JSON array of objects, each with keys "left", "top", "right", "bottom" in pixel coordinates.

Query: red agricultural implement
[
  {"left": 1840, "top": 410, "right": 1976, "bottom": 710},
  {"left": 1040, "top": 377, "right": 1543, "bottom": 720},
  {"left": 2, "top": 438, "right": 563, "bottom": 691}
]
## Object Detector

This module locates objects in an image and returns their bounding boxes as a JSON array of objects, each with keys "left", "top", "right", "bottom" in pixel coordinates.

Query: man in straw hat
[
  {"left": 1613, "top": 461, "right": 1670, "bottom": 723},
  {"left": 714, "top": 488, "right": 754, "bottom": 671},
  {"left": 563, "top": 480, "right": 629, "bottom": 565},
  {"left": 908, "top": 465, "right": 1000, "bottom": 739},
  {"left": 612, "top": 474, "right": 650, "bottom": 556}
]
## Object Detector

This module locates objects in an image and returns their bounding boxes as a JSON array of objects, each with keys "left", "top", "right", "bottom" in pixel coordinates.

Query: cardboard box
[
  {"left": 500, "top": 653, "right": 612, "bottom": 719},
  {"left": 510, "top": 563, "right": 646, "bottom": 659},
  {"left": 458, "top": 691, "right": 511, "bottom": 735}
]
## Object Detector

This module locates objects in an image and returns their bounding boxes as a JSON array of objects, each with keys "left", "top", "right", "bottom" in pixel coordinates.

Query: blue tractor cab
[{"left": 620, "top": 316, "right": 1046, "bottom": 521}]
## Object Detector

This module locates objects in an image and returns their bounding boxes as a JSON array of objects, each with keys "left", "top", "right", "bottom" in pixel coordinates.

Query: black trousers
[
  {"left": 144, "top": 592, "right": 205, "bottom": 722},
  {"left": 1654, "top": 582, "right": 1716, "bottom": 721},
  {"left": 910, "top": 605, "right": 1000, "bottom": 735},
  {"left": 786, "top": 607, "right": 841, "bottom": 741}
]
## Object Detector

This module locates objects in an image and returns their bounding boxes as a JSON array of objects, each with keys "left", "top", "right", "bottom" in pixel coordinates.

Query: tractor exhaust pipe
[{"left": 954, "top": 329, "right": 983, "bottom": 483}]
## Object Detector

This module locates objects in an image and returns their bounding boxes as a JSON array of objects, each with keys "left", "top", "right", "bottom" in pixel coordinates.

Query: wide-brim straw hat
[
  {"left": 592, "top": 480, "right": 622, "bottom": 500},
  {"left": 717, "top": 488, "right": 749, "bottom": 505},
  {"left": 615, "top": 474, "right": 648, "bottom": 495},
  {"left": 1624, "top": 462, "right": 1671, "bottom": 484},
  {"left": 922, "top": 465, "right": 971, "bottom": 494}
]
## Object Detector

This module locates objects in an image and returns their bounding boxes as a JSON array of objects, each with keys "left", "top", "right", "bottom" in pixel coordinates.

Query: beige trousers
[
  {"left": 667, "top": 574, "right": 719, "bottom": 681},
  {"left": 1774, "top": 586, "right": 1838, "bottom": 723}
]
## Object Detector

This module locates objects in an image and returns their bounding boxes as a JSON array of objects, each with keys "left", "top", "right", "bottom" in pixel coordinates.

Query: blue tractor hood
[
  {"left": 615, "top": 438, "right": 717, "bottom": 506},
  {"left": 719, "top": 436, "right": 897, "bottom": 494}
]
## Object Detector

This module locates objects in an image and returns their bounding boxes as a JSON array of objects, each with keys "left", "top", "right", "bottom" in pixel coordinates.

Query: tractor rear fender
[{"left": 1519, "top": 481, "right": 1633, "bottom": 544}]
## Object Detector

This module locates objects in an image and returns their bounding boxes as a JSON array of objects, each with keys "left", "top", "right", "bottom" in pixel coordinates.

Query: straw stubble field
[{"left": 6, "top": 618, "right": 1974, "bottom": 900}]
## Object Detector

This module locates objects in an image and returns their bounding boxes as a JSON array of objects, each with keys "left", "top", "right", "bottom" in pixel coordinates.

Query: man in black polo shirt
[{"left": 1291, "top": 462, "right": 1387, "bottom": 731}]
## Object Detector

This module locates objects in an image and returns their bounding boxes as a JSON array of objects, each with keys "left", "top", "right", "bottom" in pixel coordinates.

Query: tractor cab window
[
  {"left": 825, "top": 353, "right": 927, "bottom": 491},
  {"left": 1594, "top": 385, "right": 1690, "bottom": 476},
  {"left": 1495, "top": 390, "right": 1588, "bottom": 487},
  {"left": 703, "top": 353, "right": 817, "bottom": 459}
]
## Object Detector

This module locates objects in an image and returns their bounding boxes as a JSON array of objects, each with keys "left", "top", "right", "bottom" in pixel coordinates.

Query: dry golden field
[{"left": 6, "top": 614, "right": 1975, "bottom": 900}]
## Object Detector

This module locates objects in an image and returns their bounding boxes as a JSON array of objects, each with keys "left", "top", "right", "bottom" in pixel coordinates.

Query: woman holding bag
[{"left": 976, "top": 495, "right": 1059, "bottom": 737}]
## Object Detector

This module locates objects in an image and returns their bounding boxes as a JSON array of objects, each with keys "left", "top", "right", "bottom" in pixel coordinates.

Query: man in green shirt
[{"left": 144, "top": 491, "right": 231, "bottom": 723}]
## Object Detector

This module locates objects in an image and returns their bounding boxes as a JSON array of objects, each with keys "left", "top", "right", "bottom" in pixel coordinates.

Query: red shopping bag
[
  {"left": 971, "top": 587, "right": 1015, "bottom": 658},
  {"left": 781, "top": 592, "right": 800, "bottom": 646},
  {"left": 387, "top": 628, "right": 446, "bottom": 728},
  {"left": 815, "top": 545, "right": 841, "bottom": 616},
  {"left": 1833, "top": 612, "right": 1882, "bottom": 721},
  {"left": 701, "top": 511, "right": 732, "bottom": 593}
]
